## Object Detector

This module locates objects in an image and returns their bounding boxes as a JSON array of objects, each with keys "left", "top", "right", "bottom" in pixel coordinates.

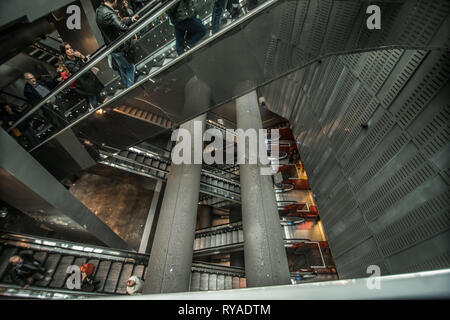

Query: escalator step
[
  {"left": 190, "top": 272, "right": 200, "bottom": 291},
  {"left": 205, "top": 235, "right": 211, "bottom": 249},
  {"left": 136, "top": 155, "right": 145, "bottom": 163},
  {"left": 36, "top": 254, "right": 61, "bottom": 287},
  {"left": 133, "top": 265, "right": 145, "bottom": 280},
  {"left": 232, "top": 276, "right": 240, "bottom": 289},
  {"left": 49, "top": 255, "right": 75, "bottom": 288},
  {"left": 128, "top": 153, "right": 137, "bottom": 161},
  {"left": 124, "top": 106, "right": 133, "bottom": 114},
  {"left": 226, "top": 232, "right": 232, "bottom": 245},
  {"left": 239, "top": 277, "right": 246, "bottom": 288},
  {"left": 118, "top": 151, "right": 129, "bottom": 157},
  {"left": 33, "top": 251, "right": 48, "bottom": 265},
  {"left": 116, "top": 263, "right": 134, "bottom": 294},
  {"left": 0, "top": 247, "right": 18, "bottom": 282},
  {"left": 217, "top": 275, "right": 225, "bottom": 291},
  {"left": 148, "top": 113, "right": 155, "bottom": 122},
  {"left": 103, "top": 262, "right": 123, "bottom": 293},
  {"left": 200, "top": 273, "right": 209, "bottom": 291},
  {"left": 95, "top": 260, "right": 112, "bottom": 291},
  {"left": 135, "top": 110, "right": 143, "bottom": 118},
  {"left": 208, "top": 274, "right": 217, "bottom": 291},
  {"left": 224, "top": 276, "right": 233, "bottom": 290}
]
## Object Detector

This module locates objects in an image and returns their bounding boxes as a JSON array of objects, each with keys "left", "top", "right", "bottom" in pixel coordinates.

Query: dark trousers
[
  {"left": 174, "top": 18, "right": 206, "bottom": 55},
  {"left": 211, "top": 0, "right": 240, "bottom": 34}
]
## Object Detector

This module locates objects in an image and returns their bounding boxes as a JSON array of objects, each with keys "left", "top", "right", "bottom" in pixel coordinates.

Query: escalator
[
  {"left": 5, "top": 0, "right": 440, "bottom": 161},
  {"left": 0, "top": 231, "right": 253, "bottom": 298}
]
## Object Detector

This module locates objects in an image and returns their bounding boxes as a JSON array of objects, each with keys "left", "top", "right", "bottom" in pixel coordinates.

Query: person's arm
[{"left": 103, "top": 9, "right": 135, "bottom": 31}]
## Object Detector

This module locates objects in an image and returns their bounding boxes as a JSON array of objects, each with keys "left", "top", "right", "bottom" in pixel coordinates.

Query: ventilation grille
[
  {"left": 403, "top": 252, "right": 450, "bottom": 273},
  {"left": 394, "top": 51, "right": 450, "bottom": 129},
  {"left": 361, "top": 153, "right": 438, "bottom": 222},
  {"left": 375, "top": 190, "right": 450, "bottom": 257},
  {"left": 353, "top": 133, "right": 410, "bottom": 193},
  {"left": 343, "top": 112, "right": 395, "bottom": 175},
  {"left": 381, "top": 50, "right": 428, "bottom": 108},
  {"left": 413, "top": 103, "right": 450, "bottom": 158}
]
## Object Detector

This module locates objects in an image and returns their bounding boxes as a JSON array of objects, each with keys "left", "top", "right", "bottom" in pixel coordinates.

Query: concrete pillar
[
  {"left": 236, "top": 89, "right": 290, "bottom": 287},
  {"left": 142, "top": 114, "right": 206, "bottom": 294},
  {"left": 197, "top": 205, "right": 212, "bottom": 230}
]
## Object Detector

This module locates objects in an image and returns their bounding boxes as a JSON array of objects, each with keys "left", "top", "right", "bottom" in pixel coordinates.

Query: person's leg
[
  {"left": 186, "top": 18, "right": 206, "bottom": 48},
  {"left": 111, "top": 52, "right": 135, "bottom": 88},
  {"left": 227, "top": 0, "right": 240, "bottom": 18},
  {"left": 212, "top": 0, "right": 226, "bottom": 34},
  {"left": 174, "top": 22, "right": 187, "bottom": 55}
]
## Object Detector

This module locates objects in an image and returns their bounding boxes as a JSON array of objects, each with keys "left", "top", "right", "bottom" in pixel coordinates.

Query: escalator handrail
[
  {"left": 0, "top": 230, "right": 149, "bottom": 261},
  {"left": 7, "top": 0, "right": 179, "bottom": 132}
]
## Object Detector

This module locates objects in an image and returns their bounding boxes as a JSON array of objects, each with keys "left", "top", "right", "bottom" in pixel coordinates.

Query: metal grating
[{"left": 375, "top": 190, "right": 450, "bottom": 257}]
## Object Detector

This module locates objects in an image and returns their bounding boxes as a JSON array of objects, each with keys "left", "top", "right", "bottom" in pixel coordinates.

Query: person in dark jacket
[
  {"left": 6, "top": 252, "right": 48, "bottom": 288},
  {"left": 96, "top": 0, "right": 139, "bottom": 88},
  {"left": 166, "top": 0, "right": 206, "bottom": 55},
  {"left": 60, "top": 42, "right": 106, "bottom": 109},
  {"left": 23, "top": 72, "right": 65, "bottom": 130}
]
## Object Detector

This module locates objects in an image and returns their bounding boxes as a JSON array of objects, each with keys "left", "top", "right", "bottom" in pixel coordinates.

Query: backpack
[{"left": 80, "top": 263, "right": 95, "bottom": 276}]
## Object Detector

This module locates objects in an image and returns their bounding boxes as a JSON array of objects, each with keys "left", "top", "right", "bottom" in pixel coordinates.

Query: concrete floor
[{"left": 69, "top": 169, "right": 154, "bottom": 251}]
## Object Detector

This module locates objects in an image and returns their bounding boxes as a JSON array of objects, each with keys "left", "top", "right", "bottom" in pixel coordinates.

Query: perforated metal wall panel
[{"left": 261, "top": 0, "right": 449, "bottom": 277}]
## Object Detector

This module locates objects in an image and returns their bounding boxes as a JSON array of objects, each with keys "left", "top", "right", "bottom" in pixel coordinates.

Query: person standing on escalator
[
  {"left": 96, "top": 0, "right": 140, "bottom": 88},
  {"left": 23, "top": 72, "right": 65, "bottom": 130},
  {"left": 167, "top": 0, "right": 206, "bottom": 55},
  {"left": 6, "top": 251, "right": 50, "bottom": 289},
  {"left": 60, "top": 42, "right": 106, "bottom": 109}
]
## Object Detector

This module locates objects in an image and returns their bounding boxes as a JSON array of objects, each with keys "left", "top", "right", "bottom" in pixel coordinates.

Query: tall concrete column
[
  {"left": 236, "top": 89, "right": 290, "bottom": 287},
  {"left": 197, "top": 205, "right": 212, "bottom": 230},
  {"left": 143, "top": 114, "right": 207, "bottom": 293}
]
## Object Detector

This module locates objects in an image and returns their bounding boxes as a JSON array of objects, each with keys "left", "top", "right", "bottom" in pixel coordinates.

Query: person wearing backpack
[{"left": 166, "top": 0, "right": 206, "bottom": 55}]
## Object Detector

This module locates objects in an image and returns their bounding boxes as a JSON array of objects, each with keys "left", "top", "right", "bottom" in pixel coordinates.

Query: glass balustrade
[{"left": 4, "top": 0, "right": 435, "bottom": 153}]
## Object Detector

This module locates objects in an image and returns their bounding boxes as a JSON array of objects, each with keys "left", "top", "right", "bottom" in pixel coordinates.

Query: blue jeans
[
  {"left": 174, "top": 18, "right": 206, "bottom": 55},
  {"left": 111, "top": 52, "right": 136, "bottom": 88}
]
